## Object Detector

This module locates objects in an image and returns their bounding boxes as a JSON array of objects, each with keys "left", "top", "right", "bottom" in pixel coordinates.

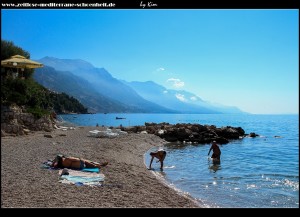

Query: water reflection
[
  {"left": 208, "top": 159, "right": 221, "bottom": 173},
  {"left": 164, "top": 142, "right": 190, "bottom": 150},
  {"left": 165, "top": 141, "right": 206, "bottom": 150}
]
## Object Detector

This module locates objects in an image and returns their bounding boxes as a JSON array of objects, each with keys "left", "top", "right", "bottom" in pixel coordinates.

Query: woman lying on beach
[{"left": 51, "top": 154, "right": 108, "bottom": 170}]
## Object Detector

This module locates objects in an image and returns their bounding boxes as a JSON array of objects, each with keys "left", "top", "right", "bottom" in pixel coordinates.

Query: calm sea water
[{"left": 60, "top": 113, "right": 299, "bottom": 208}]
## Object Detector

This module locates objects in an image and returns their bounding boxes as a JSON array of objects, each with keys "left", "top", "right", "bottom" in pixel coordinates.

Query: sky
[{"left": 1, "top": 9, "right": 299, "bottom": 114}]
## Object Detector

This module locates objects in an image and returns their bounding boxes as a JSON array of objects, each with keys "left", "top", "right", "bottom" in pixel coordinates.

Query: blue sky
[{"left": 1, "top": 9, "right": 299, "bottom": 114}]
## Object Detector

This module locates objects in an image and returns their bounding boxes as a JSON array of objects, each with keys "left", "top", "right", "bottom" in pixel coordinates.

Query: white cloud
[
  {"left": 156, "top": 67, "right": 165, "bottom": 72},
  {"left": 166, "top": 78, "right": 185, "bottom": 88},
  {"left": 190, "top": 96, "right": 197, "bottom": 101},
  {"left": 163, "top": 90, "right": 168, "bottom": 94},
  {"left": 175, "top": 93, "right": 186, "bottom": 102}
]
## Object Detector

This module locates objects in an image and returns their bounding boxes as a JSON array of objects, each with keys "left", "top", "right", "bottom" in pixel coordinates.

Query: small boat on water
[{"left": 116, "top": 117, "right": 126, "bottom": 120}]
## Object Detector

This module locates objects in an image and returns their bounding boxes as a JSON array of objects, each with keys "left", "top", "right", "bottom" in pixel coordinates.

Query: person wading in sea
[
  {"left": 149, "top": 148, "right": 167, "bottom": 171},
  {"left": 208, "top": 141, "right": 221, "bottom": 163}
]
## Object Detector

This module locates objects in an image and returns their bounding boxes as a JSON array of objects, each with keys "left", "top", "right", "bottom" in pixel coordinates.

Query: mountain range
[
  {"left": 122, "top": 81, "right": 244, "bottom": 114},
  {"left": 34, "top": 56, "right": 246, "bottom": 114}
]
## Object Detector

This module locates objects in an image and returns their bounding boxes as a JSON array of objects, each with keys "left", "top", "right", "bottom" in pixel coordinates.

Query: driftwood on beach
[{"left": 121, "top": 122, "right": 258, "bottom": 144}]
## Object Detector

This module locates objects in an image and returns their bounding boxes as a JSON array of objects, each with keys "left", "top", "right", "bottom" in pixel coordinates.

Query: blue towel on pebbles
[{"left": 82, "top": 167, "right": 100, "bottom": 173}]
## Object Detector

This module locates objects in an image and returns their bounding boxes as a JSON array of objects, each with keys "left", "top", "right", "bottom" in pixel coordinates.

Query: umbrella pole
[
  {"left": 21, "top": 68, "right": 24, "bottom": 79},
  {"left": 14, "top": 68, "right": 19, "bottom": 79}
]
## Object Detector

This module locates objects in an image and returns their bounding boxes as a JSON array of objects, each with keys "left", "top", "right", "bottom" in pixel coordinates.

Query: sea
[{"left": 59, "top": 113, "right": 299, "bottom": 208}]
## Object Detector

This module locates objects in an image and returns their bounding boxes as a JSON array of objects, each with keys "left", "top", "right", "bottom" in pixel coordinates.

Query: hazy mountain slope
[
  {"left": 34, "top": 66, "right": 149, "bottom": 113},
  {"left": 37, "top": 57, "right": 177, "bottom": 113},
  {"left": 123, "top": 81, "right": 246, "bottom": 114}
]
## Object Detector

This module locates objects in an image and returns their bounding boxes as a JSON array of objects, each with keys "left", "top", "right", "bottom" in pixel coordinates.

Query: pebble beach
[{"left": 1, "top": 127, "right": 200, "bottom": 208}]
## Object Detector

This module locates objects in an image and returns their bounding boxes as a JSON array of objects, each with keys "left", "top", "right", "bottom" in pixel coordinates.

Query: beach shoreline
[{"left": 1, "top": 126, "right": 201, "bottom": 208}]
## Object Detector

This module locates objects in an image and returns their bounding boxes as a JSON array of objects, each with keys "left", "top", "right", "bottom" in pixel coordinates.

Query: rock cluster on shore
[
  {"left": 122, "top": 122, "right": 257, "bottom": 144},
  {"left": 1, "top": 105, "right": 54, "bottom": 136}
]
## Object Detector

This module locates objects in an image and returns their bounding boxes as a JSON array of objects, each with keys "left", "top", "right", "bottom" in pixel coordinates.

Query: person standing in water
[{"left": 208, "top": 141, "right": 221, "bottom": 163}]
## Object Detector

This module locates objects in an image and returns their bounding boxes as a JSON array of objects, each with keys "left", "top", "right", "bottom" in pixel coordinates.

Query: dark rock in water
[
  {"left": 249, "top": 132, "right": 259, "bottom": 138},
  {"left": 164, "top": 135, "right": 178, "bottom": 142},
  {"left": 123, "top": 122, "right": 254, "bottom": 144},
  {"left": 116, "top": 117, "right": 126, "bottom": 119},
  {"left": 214, "top": 137, "right": 229, "bottom": 144}
]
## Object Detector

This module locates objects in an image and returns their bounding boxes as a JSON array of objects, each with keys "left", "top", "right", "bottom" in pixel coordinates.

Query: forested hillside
[{"left": 1, "top": 40, "right": 87, "bottom": 117}]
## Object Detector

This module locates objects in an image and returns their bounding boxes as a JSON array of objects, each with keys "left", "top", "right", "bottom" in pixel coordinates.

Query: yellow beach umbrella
[{"left": 1, "top": 55, "right": 43, "bottom": 69}]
